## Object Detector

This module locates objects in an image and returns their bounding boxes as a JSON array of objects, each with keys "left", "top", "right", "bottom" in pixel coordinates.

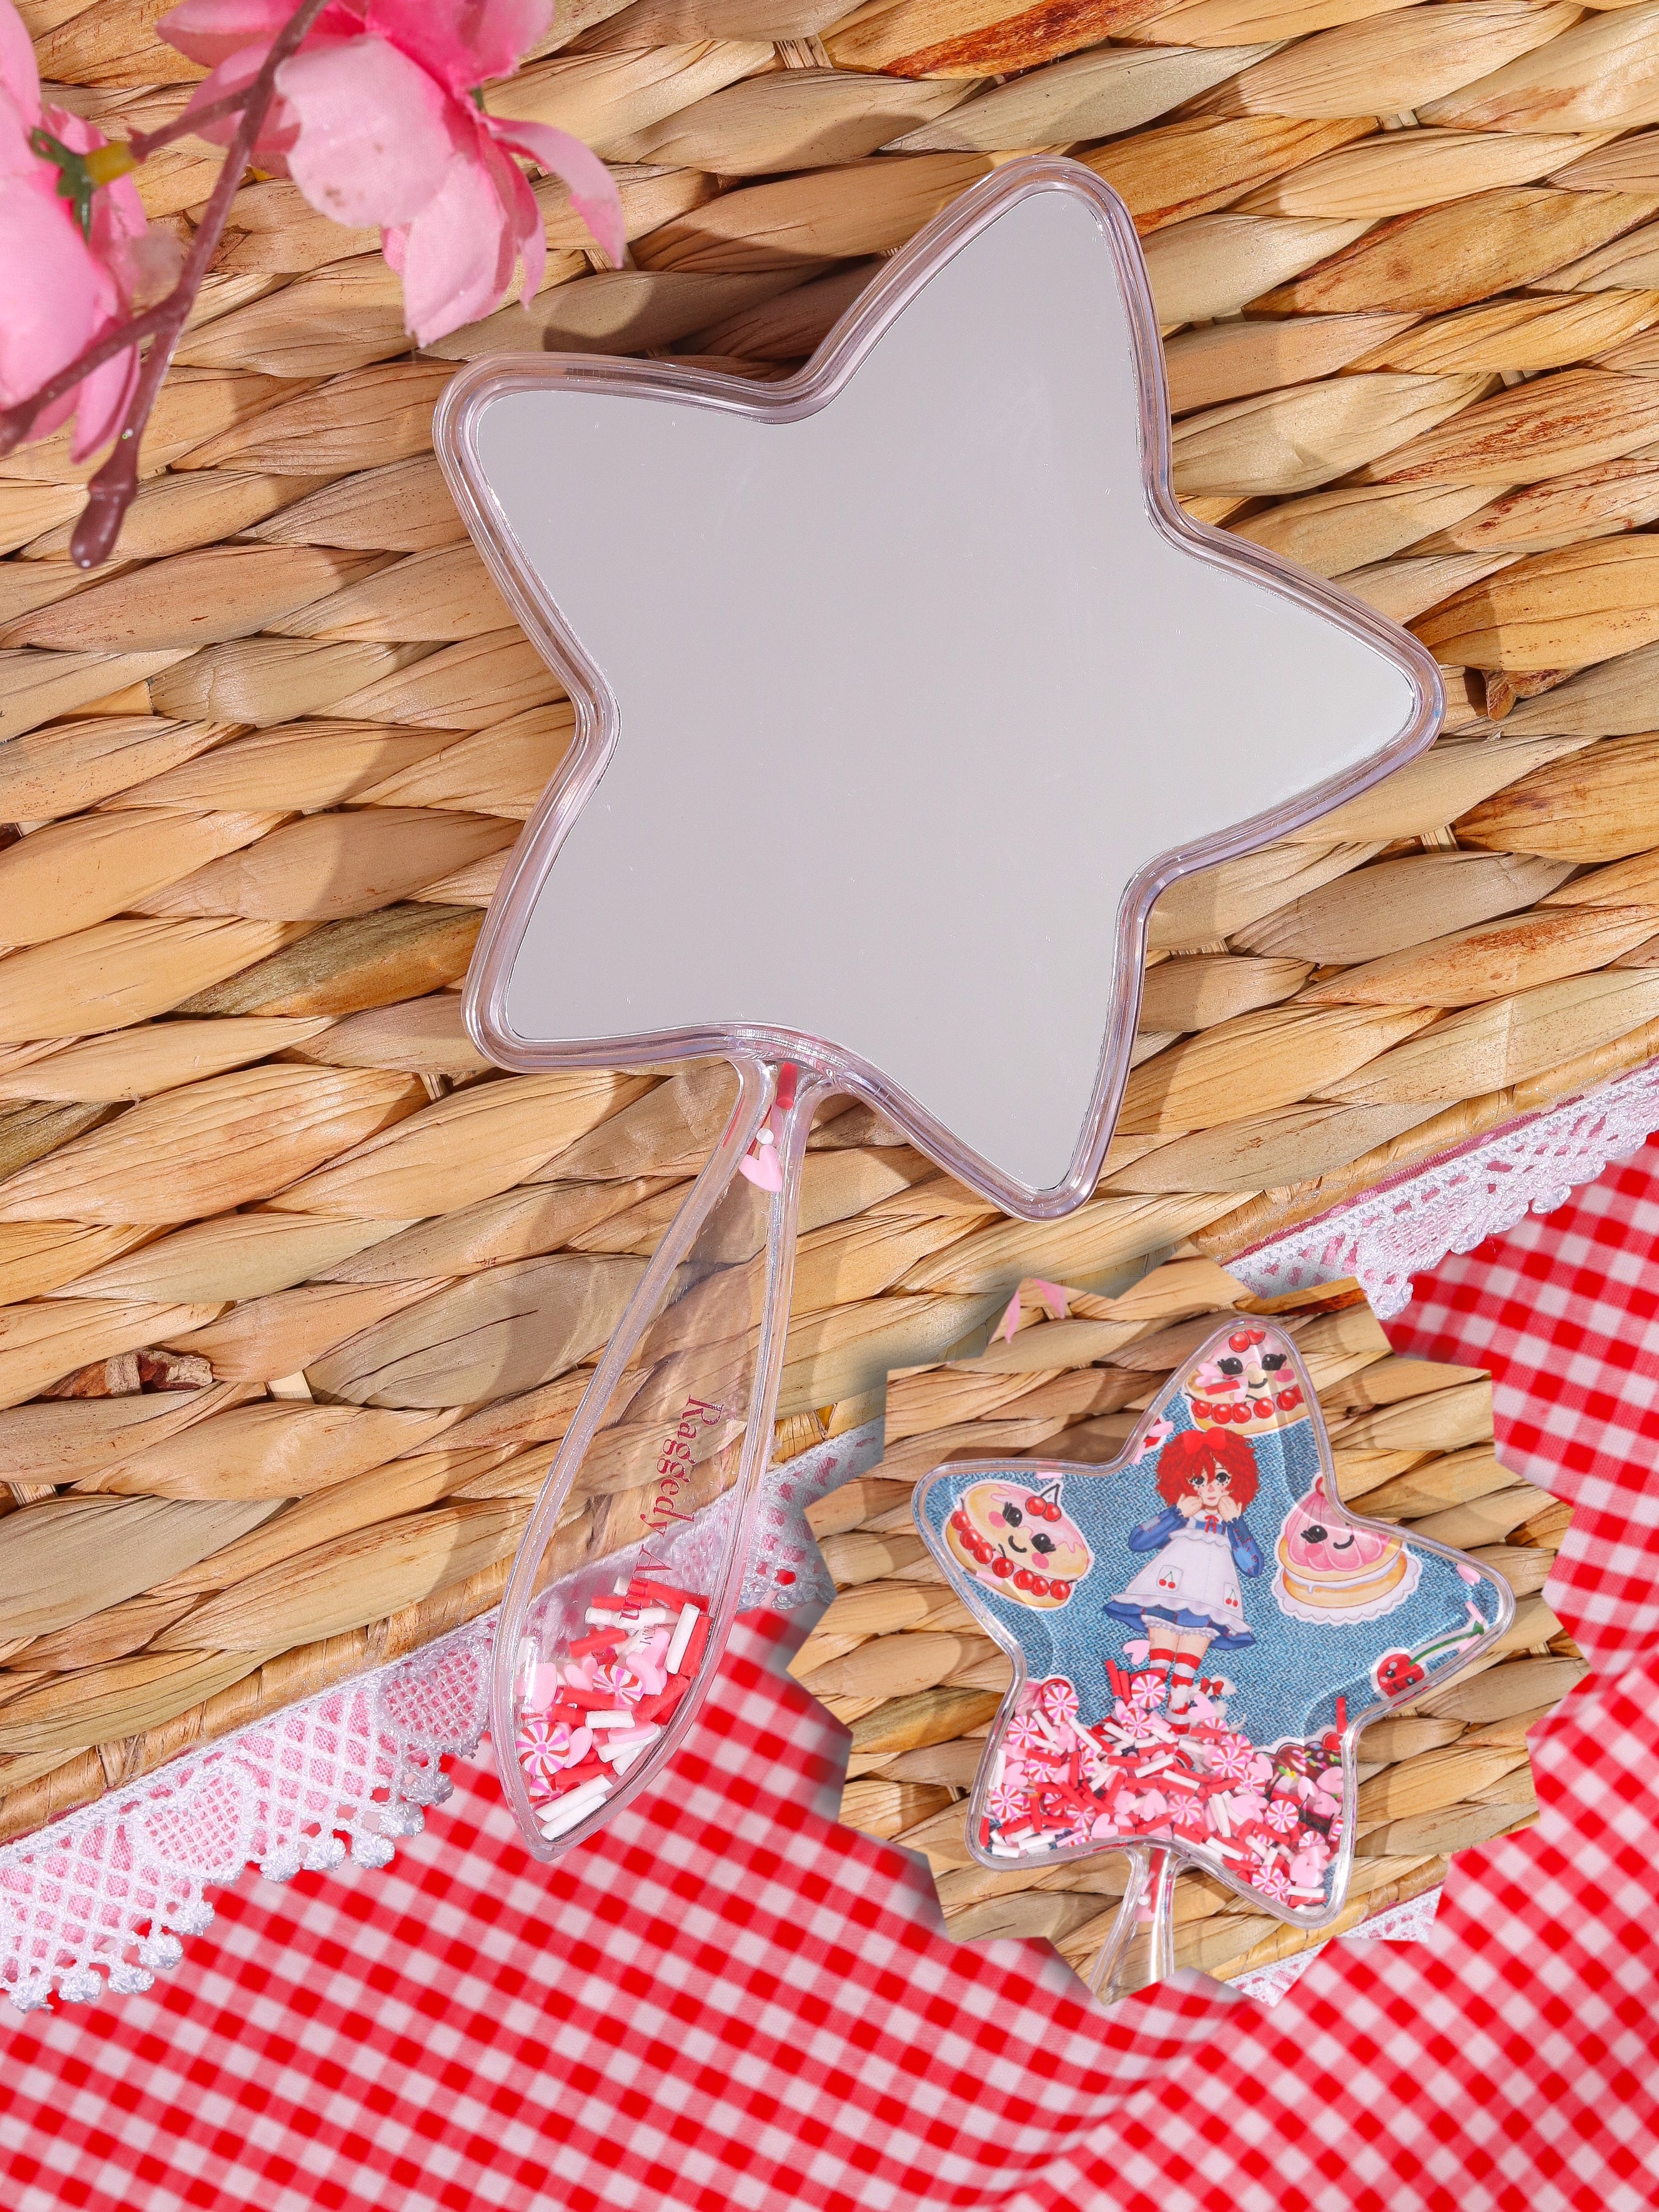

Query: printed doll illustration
[
  {"left": 1103, "top": 1429, "right": 1264, "bottom": 1731},
  {"left": 946, "top": 1478, "right": 1092, "bottom": 1609},
  {"left": 913, "top": 1317, "right": 1515, "bottom": 1932}
]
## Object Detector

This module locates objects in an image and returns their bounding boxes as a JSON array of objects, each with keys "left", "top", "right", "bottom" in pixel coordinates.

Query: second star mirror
[{"left": 434, "top": 156, "right": 1442, "bottom": 1860}]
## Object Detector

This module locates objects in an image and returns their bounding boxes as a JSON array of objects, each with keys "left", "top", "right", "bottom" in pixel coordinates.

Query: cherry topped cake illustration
[
  {"left": 946, "top": 1478, "right": 1092, "bottom": 1609},
  {"left": 1184, "top": 1326, "right": 1305, "bottom": 1438}
]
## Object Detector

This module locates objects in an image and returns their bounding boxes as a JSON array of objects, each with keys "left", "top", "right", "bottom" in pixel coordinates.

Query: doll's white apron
[{"left": 1117, "top": 1516, "right": 1244, "bottom": 1634}]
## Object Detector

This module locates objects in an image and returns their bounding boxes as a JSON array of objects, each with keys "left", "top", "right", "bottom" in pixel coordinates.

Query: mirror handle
[{"left": 489, "top": 1055, "right": 823, "bottom": 1858}]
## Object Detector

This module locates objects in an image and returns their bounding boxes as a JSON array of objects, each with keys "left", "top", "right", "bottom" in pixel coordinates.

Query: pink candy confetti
[
  {"left": 515, "top": 1575, "right": 710, "bottom": 1834},
  {"left": 978, "top": 1673, "right": 1350, "bottom": 1908}
]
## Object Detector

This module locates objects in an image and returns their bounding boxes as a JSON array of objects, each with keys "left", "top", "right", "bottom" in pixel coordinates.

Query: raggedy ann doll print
[{"left": 914, "top": 1319, "right": 1516, "bottom": 1927}]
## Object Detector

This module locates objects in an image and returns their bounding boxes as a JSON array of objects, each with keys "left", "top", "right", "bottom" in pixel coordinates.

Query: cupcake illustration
[{"left": 1274, "top": 1472, "right": 1420, "bottom": 1624}]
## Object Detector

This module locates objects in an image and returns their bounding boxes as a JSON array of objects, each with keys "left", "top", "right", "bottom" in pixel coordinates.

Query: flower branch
[
  {"left": 0, "top": 0, "right": 624, "bottom": 570},
  {"left": 59, "top": 0, "right": 332, "bottom": 568}
]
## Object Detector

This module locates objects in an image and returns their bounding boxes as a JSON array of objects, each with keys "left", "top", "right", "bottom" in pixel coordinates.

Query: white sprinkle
[
  {"left": 1210, "top": 1795, "right": 1232, "bottom": 1838},
  {"left": 665, "top": 1603, "right": 698, "bottom": 1674},
  {"left": 604, "top": 1723, "right": 660, "bottom": 1753},
  {"left": 538, "top": 1778, "right": 612, "bottom": 1838},
  {"left": 608, "top": 1743, "right": 650, "bottom": 1776},
  {"left": 585, "top": 1606, "right": 625, "bottom": 1627},
  {"left": 628, "top": 1607, "right": 675, "bottom": 1629},
  {"left": 613, "top": 1576, "right": 630, "bottom": 1594},
  {"left": 586, "top": 1710, "right": 635, "bottom": 1730}
]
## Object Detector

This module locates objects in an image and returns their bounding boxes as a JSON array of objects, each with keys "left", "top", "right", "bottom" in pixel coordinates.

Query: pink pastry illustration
[
  {"left": 944, "top": 1478, "right": 1092, "bottom": 1609},
  {"left": 1274, "top": 1471, "right": 1420, "bottom": 1624}
]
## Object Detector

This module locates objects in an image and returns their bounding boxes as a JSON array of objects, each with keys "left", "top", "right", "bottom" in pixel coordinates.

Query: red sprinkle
[
  {"left": 634, "top": 1675, "right": 693, "bottom": 1727},
  {"left": 570, "top": 1628, "right": 626, "bottom": 1657},
  {"left": 558, "top": 1684, "right": 617, "bottom": 1710},
  {"left": 678, "top": 1612, "right": 711, "bottom": 1677},
  {"left": 547, "top": 1755, "right": 606, "bottom": 1795},
  {"left": 629, "top": 1577, "right": 704, "bottom": 1612}
]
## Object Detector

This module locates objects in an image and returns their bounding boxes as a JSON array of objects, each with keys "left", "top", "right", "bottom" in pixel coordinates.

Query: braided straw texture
[
  {"left": 799, "top": 1262, "right": 1576, "bottom": 1992},
  {"left": 0, "top": 0, "right": 1650, "bottom": 1852}
]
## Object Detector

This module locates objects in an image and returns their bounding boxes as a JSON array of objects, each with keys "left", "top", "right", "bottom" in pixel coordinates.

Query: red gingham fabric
[{"left": 5, "top": 1143, "right": 1659, "bottom": 2212}]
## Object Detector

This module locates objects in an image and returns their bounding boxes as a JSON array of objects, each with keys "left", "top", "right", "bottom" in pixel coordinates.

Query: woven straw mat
[{"left": 0, "top": 0, "right": 1642, "bottom": 1858}]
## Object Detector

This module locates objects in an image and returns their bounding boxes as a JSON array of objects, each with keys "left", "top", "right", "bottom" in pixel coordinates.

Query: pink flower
[
  {"left": 0, "top": 0, "right": 156, "bottom": 455},
  {"left": 1252, "top": 1865, "right": 1295, "bottom": 1904},
  {"left": 161, "top": 0, "right": 623, "bottom": 345}
]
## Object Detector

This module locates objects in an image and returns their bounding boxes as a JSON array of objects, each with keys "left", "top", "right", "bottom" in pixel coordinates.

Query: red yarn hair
[{"left": 1154, "top": 1426, "right": 1259, "bottom": 1509}]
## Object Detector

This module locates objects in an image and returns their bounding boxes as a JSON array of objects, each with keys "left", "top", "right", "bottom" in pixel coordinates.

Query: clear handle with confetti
[{"left": 491, "top": 1058, "right": 824, "bottom": 1856}]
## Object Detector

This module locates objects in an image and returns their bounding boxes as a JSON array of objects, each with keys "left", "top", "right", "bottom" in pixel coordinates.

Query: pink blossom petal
[
  {"left": 107, "top": 222, "right": 186, "bottom": 310},
  {"left": 159, "top": 0, "right": 322, "bottom": 68},
  {"left": 178, "top": 46, "right": 279, "bottom": 148},
  {"left": 0, "top": 0, "right": 40, "bottom": 126},
  {"left": 276, "top": 35, "right": 455, "bottom": 229},
  {"left": 366, "top": 0, "right": 550, "bottom": 96},
  {"left": 0, "top": 81, "right": 39, "bottom": 177},
  {"left": 489, "top": 117, "right": 622, "bottom": 267},
  {"left": 45, "top": 105, "right": 149, "bottom": 246},
  {"left": 0, "top": 174, "right": 102, "bottom": 408},
  {"left": 69, "top": 333, "right": 141, "bottom": 461},
  {"left": 395, "top": 149, "right": 512, "bottom": 345},
  {"left": 479, "top": 124, "right": 543, "bottom": 302}
]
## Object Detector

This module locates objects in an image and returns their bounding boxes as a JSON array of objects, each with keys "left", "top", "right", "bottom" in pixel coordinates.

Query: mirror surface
[{"left": 465, "top": 177, "right": 1426, "bottom": 1199}]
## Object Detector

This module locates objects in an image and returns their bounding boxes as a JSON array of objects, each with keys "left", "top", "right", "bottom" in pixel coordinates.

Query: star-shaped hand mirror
[
  {"left": 913, "top": 1320, "right": 1513, "bottom": 1991},
  {"left": 433, "top": 158, "right": 1442, "bottom": 1860}
]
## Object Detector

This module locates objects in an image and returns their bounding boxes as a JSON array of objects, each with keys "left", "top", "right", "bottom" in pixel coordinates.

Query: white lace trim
[
  {"left": 1229, "top": 1060, "right": 1659, "bottom": 1317},
  {"left": 0, "top": 1424, "right": 883, "bottom": 2014},
  {"left": 9, "top": 1063, "right": 1655, "bottom": 2013},
  {"left": 1232, "top": 1886, "right": 1443, "bottom": 2006}
]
